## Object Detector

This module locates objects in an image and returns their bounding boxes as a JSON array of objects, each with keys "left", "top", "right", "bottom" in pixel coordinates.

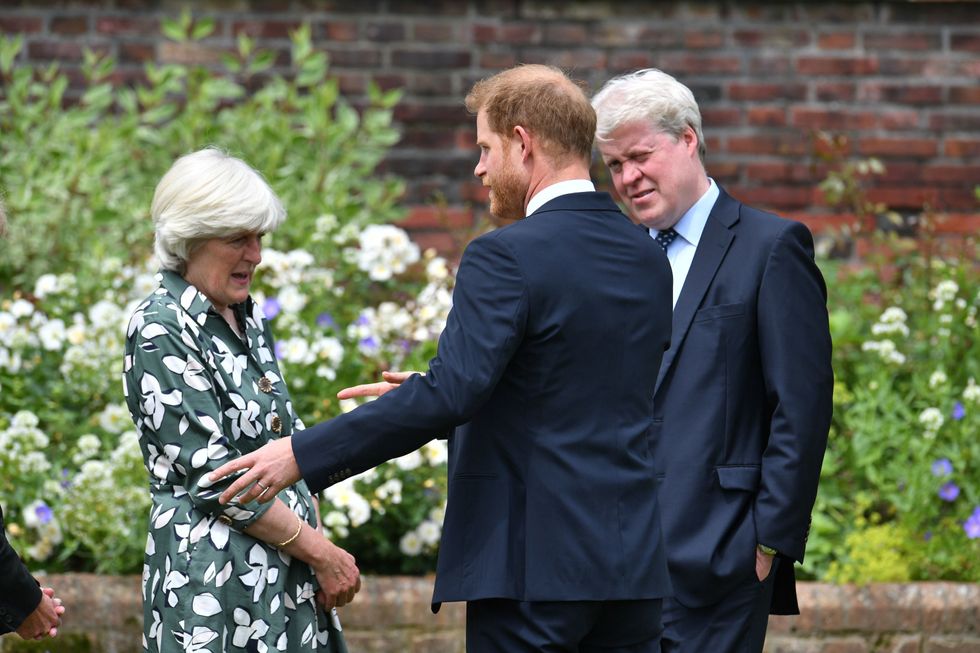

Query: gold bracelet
[{"left": 276, "top": 514, "right": 304, "bottom": 548}]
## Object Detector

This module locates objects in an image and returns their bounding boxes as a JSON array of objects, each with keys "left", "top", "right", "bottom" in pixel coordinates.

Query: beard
[{"left": 487, "top": 161, "right": 527, "bottom": 222}]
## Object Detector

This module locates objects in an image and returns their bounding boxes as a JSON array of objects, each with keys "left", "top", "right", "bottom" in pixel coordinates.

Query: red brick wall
[
  {"left": 2, "top": 1, "right": 978, "bottom": 249},
  {"left": 1, "top": 576, "right": 977, "bottom": 653}
]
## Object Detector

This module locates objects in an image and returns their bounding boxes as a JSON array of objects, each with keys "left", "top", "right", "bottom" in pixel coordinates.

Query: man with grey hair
[
  {"left": 591, "top": 69, "right": 833, "bottom": 652},
  {"left": 0, "top": 197, "right": 67, "bottom": 640}
]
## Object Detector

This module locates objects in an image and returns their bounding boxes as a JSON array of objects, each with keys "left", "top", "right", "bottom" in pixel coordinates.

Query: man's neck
[{"left": 523, "top": 161, "right": 592, "bottom": 213}]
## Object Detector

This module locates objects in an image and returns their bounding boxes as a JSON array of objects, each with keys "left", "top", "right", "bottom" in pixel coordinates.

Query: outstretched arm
[{"left": 210, "top": 370, "right": 421, "bottom": 503}]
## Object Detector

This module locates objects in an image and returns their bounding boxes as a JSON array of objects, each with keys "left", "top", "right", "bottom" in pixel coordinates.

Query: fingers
[
  {"left": 216, "top": 469, "right": 258, "bottom": 505},
  {"left": 210, "top": 453, "right": 254, "bottom": 486},
  {"left": 336, "top": 381, "right": 392, "bottom": 400},
  {"left": 381, "top": 370, "right": 419, "bottom": 383}
]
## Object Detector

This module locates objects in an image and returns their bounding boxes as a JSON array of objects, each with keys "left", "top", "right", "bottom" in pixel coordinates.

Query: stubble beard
[{"left": 488, "top": 163, "right": 527, "bottom": 222}]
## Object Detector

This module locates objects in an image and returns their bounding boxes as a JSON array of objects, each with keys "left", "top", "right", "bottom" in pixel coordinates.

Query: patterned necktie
[{"left": 655, "top": 228, "right": 679, "bottom": 252}]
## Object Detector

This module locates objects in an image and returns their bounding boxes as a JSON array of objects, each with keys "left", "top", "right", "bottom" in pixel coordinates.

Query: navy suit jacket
[
  {"left": 652, "top": 187, "right": 833, "bottom": 613},
  {"left": 0, "top": 506, "right": 42, "bottom": 634},
  {"left": 295, "top": 191, "right": 674, "bottom": 607}
]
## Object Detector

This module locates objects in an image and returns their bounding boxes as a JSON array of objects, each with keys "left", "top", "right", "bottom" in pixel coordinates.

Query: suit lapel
[{"left": 655, "top": 190, "right": 739, "bottom": 393}]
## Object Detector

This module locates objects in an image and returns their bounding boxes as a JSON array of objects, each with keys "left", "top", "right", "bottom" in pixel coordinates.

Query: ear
[
  {"left": 682, "top": 127, "right": 699, "bottom": 156},
  {"left": 513, "top": 125, "right": 532, "bottom": 163}
]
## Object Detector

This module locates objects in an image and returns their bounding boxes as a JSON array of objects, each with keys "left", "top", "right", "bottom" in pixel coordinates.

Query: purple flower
[
  {"left": 263, "top": 297, "right": 281, "bottom": 320},
  {"left": 355, "top": 314, "right": 371, "bottom": 326},
  {"left": 60, "top": 468, "right": 72, "bottom": 490},
  {"left": 965, "top": 507, "right": 980, "bottom": 539},
  {"left": 938, "top": 482, "right": 960, "bottom": 502},
  {"left": 931, "top": 458, "right": 954, "bottom": 477},
  {"left": 923, "top": 530, "right": 933, "bottom": 541},
  {"left": 360, "top": 336, "right": 378, "bottom": 352},
  {"left": 274, "top": 340, "right": 285, "bottom": 360},
  {"left": 316, "top": 312, "right": 337, "bottom": 329},
  {"left": 951, "top": 402, "right": 965, "bottom": 421},
  {"left": 34, "top": 503, "right": 53, "bottom": 525}
]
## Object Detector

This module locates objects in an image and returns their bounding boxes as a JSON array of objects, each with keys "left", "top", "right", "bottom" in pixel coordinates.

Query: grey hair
[
  {"left": 591, "top": 68, "right": 706, "bottom": 164},
  {"left": 151, "top": 147, "right": 286, "bottom": 272}
]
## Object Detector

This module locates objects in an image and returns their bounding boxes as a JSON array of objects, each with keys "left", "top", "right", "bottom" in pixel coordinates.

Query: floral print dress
[{"left": 123, "top": 270, "right": 347, "bottom": 653}]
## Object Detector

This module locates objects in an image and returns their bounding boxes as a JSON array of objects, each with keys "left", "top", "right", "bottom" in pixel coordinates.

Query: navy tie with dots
[{"left": 655, "top": 228, "right": 679, "bottom": 252}]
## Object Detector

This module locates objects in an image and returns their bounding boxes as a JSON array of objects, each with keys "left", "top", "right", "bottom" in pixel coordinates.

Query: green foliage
[
  {"left": 0, "top": 25, "right": 454, "bottom": 576},
  {"left": 0, "top": 19, "right": 404, "bottom": 291},
  {"left": 801, "top": 138, "right": 980, "bottom": 582}
]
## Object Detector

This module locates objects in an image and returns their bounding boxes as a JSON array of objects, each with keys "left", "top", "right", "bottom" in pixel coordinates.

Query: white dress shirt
[
  {"left": 650, "top": 178, "right": 719, "bottom": 307},
  {"left": 526, "top": 179, "right": 596, "bottom": 216}
]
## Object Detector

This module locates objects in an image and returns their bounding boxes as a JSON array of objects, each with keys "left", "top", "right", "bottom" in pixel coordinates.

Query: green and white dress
[{"left": 123, "top": 270, "right": 348, "bottom": 653}]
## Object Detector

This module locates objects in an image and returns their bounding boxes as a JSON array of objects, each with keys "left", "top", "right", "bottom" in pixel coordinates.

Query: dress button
[
  {"left": 218, "top": 515, "right": 232, "bottom": 525},
  {"left": 258, "top": 376, "right": 273, "bottom": 393},
  {"left": 271, "top": 415, "right": 282, "bottom": 433}
]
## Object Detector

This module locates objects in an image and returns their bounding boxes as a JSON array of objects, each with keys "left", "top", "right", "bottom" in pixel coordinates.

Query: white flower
[
  {"left": 861, "top": 339, "right": 905, "bottom": 365},
  {"left": 399, "top": 530, "right": 423, "bottom": 556},
  {"left": 931, "top": 279, "right": 959, "bottom": 310},
  {"left": 355, "top": 224, "right": 420, "bottom": 281},
  {"left": 394, "top": 450, "right": 423, "bottom": 471},
  {"left": 34, "top": 274, "right": 60, "bottom": 298},
  {"left": 429, "top": 503, "right": 446, "bottom": 525},
  {"left": 38, "top": 318, "right": 66, "bottom": 351},
  {"left": 929, "top": 370, "right": 948, "bottom": 389},
  {"left": 346, "top": 494, "right": 372, "bottom": 527},
  {"left": 277, "top": 285, "right": 307, "bottom": 314},
  {"left": 426, "top": 256, "right": 449, "bottom": 281},
  {"left": 73, "top": 433, "right": 103, "bottom": 464},
  {"left": 88, "top": 299, "right": 123, "bottom": 330},
  {"left": 964, "top": 378, "right": 980, "bottom": 403},
  {"left": 11, "top": 410, "right": 40, "bottom": 429},
  {"left": 375, "top": 478, "right": 403, "bottom": 504},
  {"left": 417, "top": 519, "right": 441, "bottom": 546},
  {"left": 423, "top": 440, "right": 448, "bottom": 465},
  {"left": 280, "top": 337, "right": 313, "bottom": 365},
  {"left": 919, "top": 407, "right": 944, "bottom": 433},
  {"left": 99, "top": 404, "right": 132, "bottom": 434}
]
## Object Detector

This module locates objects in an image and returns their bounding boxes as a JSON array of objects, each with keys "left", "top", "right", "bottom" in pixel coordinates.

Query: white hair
[
  {"left": 151, "top": 147, "right": 286, "bottom": 272},
  {"left": 591, "top": 68, "right": 706, "bottom": 164}
]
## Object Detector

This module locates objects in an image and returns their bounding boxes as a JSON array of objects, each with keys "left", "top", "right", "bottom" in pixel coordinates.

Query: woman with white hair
[{"left": 122, "top": 148, "right": 357, "bottom": 652}]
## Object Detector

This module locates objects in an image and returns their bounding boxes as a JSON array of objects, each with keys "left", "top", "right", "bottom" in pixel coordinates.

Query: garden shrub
[{"left": 0, "top": 16, "right": 451, "bottom": 575}]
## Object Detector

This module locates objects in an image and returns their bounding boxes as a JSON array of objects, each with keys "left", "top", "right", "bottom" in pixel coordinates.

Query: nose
[
  {"left": 244, "top": 236, "right": 262, "bottom": 264},
  {"left": 621, "top": 160, "right": 642, "bottom": 186},
  {"left": 474, "top": 153, "right": 486, "bottom": 179}
]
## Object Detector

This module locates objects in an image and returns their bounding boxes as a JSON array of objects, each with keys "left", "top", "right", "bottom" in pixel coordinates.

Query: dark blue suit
[
  {"left": 294, "top": 192, "right": 674, "bottom": 647},
  {"left": 653, "top": 187, "right": 832, "bottom": 649},
  {"left": 0, "top": 506, "right": 42, "bottom": 634}
]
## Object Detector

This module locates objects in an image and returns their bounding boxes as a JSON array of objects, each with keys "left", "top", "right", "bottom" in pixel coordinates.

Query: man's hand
[
  {"left": 312, "top": 541, "right": 362, "bottom": 610},
  {"left": 755, "top": 546, "right": 775, "bottom": 582},
  {"left": 210, "top": 437, "right": 300, "bottom": 505},
  {"left": 16, "top": 587, "right": 65, "bottom": 640},
  {"left": 337, "top": 370, "right": 419, "bottom": 400}
]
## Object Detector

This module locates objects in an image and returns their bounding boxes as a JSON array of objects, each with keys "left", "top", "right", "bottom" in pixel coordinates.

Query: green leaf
[{"left": 191, "top": 17, "right": 215, "bottom": 41}]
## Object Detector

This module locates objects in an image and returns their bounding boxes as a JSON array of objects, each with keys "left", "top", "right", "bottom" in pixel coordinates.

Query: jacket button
[
  {"left": 218, "top": 515, "right": 232, "bottom": 525},
  {"left": 271, "top": 415, "right": 282, "bottom": 433},
  {"left": 258, "top": 376, "right": 273, "bottom": 393}
]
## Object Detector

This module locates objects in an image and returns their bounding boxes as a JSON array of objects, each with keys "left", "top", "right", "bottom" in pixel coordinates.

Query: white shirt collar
[
  {"left": 651, "top": 177, "right": 718, "bottom": 247},
  {"left": 526, "top": 179, "right": 596, "bottom": 217}
]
